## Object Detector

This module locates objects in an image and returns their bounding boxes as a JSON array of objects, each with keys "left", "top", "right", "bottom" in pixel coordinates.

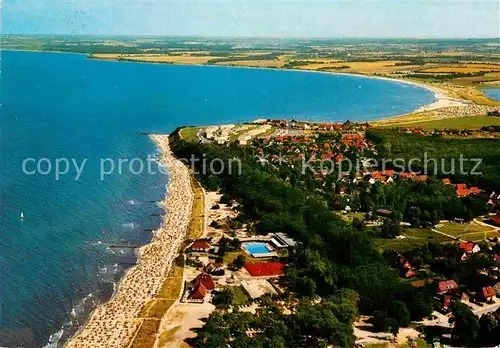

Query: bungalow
[
  {"left": 399, "top": 172, "right": 417, "bottom": 180},
  {"left": 480, "top": 286, "right": 496, "bottom": 302},
  {"left": 188, "top": 283, "right": 207, "bottom": 302},
  {"left": 384, "top": 169, "right": 395, "bottom": 177},
  {"left": 437, "top": 280, "right": 459, "bottom": 295},
  {"left": 193, "top": 272, "right": 215, "bottom": 290},
  {"left": 443, "top": 295, "right": 452, "bottom": 311},
  {"left": 493, "top": 282, "right": 500, "bottom": 297},
  {"left": 470, "top": 187, "right": 481, "bottom": 195},
  {"left": 204, "top": 262, "right": 224, "bottom": 276},
  {"left": 459, "top": 242, "right": 481, "bottom": 254},
  {"left": 376, "top": 209, "right": 393, "bottom": 217},
  {"left": 456, "top": 188, "right": 471, "bottom": 197},
  {"left": 188, "top": 240, "right": 211, "bottom": 254},
  {"left": 461, "top": 292, "right": 470, "bottom": 304},
  {"left": 490, "top": 213, "right": 500, "bottom": 226},
  {"left": 415, "top": 175, "right": 428, "bottom": 182}
]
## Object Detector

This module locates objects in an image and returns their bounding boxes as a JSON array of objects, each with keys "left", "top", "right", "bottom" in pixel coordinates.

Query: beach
[{"left": 66, "top": 135, "right": 193, "bottom": 348}]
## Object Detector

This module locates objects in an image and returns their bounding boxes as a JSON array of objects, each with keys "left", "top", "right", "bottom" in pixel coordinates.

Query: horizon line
[{"left": 3, "top": 34, "right": 500, "bottom": 40}]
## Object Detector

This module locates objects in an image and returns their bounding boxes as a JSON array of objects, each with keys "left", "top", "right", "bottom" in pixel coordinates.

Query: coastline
[
  {"left": 85, "top": 53, "right": 473, "bottom": 114},
  {"left": 66, "top": 135, "right": 193, "bottom": 348}
]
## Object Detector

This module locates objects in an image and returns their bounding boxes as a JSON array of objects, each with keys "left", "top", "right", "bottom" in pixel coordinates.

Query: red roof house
[
  {"left": 456, "top": 188, "right": 471, "bottom": 197},
  {"left": 193, "top": 272, "right": 215, "bottom": 290},
  {"left": 459, "top": 242, "right": 480, "bottom": 254},
  {"left": 443, "top": 178, "right": 452, "bottom": 185},
  {"left": 437, "top": 280, "right": 459, "bottom": 295},
  {"left": 470, "top": 187, "right": 481, "bottom": 195},
  {"left": 189, "top": 240, "right": 211, "bottom": 253},
  {"left": 189, "top": 283, "right": 207, "bottom": 300},
  {"left": 491, "top": 214, "right": 500, "bottom": 225},
  {"left": 456, "top": 183, "right": 467, "bottom": 190},
  {"left": 481, "top": 286, "right": 496, "bottom": 301}
]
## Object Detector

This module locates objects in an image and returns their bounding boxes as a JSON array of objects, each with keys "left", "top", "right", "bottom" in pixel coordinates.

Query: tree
[
  {"left": 478, "top": 313, "right": 500, "bottom": 345},
  {"left": 232, "top": 255, "right": 246, "bottom": 270},
  {"left": 449, "top": 303, "right": 479, "bottom": 345}
]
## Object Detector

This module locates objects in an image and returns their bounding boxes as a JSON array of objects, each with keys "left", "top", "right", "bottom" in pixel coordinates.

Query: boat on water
[{"left": 20, "top": 212, "right": 24, "bottom": 220}]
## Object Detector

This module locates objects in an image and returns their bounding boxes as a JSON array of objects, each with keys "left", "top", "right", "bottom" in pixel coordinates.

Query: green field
[
  {"left": 179, "top": 127, "right": 201, "bottom": 142},
  {"left": 434, "top": 221, "right": 497, "bottom": 241},
  {"left": 402, "top": 115, "right": 500, "bottom": 130},
  {"left": 374, "top": 228, "right": 455, "bottom": 252}
]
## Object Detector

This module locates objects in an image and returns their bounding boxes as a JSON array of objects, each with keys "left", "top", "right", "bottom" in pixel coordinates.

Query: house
[
  {"left": 193, "top": 272, "right": 215, "bottom": 290},
  {"left": 443, "top": 295, "right": 451, "bottom": 311},
  {"left": 456, "top": 183, "right": 467, "bottom": 190},
  {"left": 376, "top": 209, "right": 393, "bottom": 217},
  {"left": 493, "top": 282, "right": 500, "bottom": 297},
  {"left": 490, "top": 213, "right": 500, "bottom": 226},
  {"left": 461, "top": 292, "right": 470, "bottom": 303},
  {"left": 204, "top": 262, "right": 224, "bottom": 276},
  {"left": 443, "top": 178, "right": 452, "bottom": 185},
  {"left": 188, "top": 283, "right": 207, "bottom": 302},
  {"left": 189, "top": 240, "right": 211, "bottom": 254},
  {"left": 470, "top": 187, "right": 481, "bottom": 195},
  {"left": 456, "top": 188, "right": 471, "bottom": 197},
  {"left": 480, "top": 286, "right": 496, "bottom": 302},
  {"left": 437, "top": 280, "right": 459, "bottom": 295},
  {"left": 459, "top": 242, "right": 481, "bottom": 254}
]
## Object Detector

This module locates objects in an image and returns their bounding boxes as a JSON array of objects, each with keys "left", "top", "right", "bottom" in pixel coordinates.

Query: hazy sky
[{"left": 3, "top": 0, "right": 499, "bottom": 38}]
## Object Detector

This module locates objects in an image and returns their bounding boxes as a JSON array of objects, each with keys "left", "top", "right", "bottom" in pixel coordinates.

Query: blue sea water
[
  {"left": 484, "top": 88, "right": 500, "bottom": 101},
  {"left": 0, "top": 50, "right": 435, "bottom": 347}
]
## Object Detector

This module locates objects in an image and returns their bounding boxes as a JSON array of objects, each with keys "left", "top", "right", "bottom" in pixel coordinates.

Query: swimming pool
[{"left": 242, "top": 242, "right": 274, "bottom": 257}]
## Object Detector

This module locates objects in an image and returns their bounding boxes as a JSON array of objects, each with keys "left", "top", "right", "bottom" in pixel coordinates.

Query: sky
[{"left": 2, "top": 0, "right": 499, "bottom": 38}]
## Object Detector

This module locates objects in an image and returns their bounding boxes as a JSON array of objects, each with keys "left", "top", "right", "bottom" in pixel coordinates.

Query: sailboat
[{"left": 20, "top": 212, "right": 24, "bottom": 220}]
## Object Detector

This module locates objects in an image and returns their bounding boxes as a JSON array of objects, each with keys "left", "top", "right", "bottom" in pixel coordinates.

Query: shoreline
[
  {"left": 66, "top": 135, "right": 194, "bottom": 348},
  {"left": 84, "top": 52, "right": 475, "bottom": 114},
  {"left": 5, "top": 49, "right": 493, "bottom": 119}
]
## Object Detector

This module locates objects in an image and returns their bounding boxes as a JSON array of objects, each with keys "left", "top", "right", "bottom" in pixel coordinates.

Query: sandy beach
[{"left": 66, "top": 135, "right": 193, "bottom": 348}]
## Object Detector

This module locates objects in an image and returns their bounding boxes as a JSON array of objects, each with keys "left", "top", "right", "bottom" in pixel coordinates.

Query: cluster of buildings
[
  {"left": 418, "top": 242, "right": 500, "bottom": 312},
  {"left": 442, "top": 179, "right": 482, "bottom": 197},
  {"left": 182, "top": 232, "right": 296, "bottom": 304},
  {"left": 252, "top": 131, "right": 375, "bottom": 168},
  {"left": 260, "top": 120, "right": 368, "bottom": 133}
]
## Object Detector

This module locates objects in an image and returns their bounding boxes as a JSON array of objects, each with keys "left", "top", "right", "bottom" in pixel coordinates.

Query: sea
[{"left": 0, "top": 50, "right": 435, "bottom": 347}]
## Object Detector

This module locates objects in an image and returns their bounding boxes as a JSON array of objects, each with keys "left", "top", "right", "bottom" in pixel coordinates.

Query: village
[{"left": 173, "top": 119, "right": 500, "bottom": 346}]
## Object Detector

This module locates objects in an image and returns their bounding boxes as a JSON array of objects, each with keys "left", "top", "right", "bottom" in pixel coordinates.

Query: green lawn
[
  {"left": 374, "top": 228, "right": 455, "bottom": 252},
  {"left": 434, "top": 221, "right": 497, "bottom": 241},
  {"left": 179, "top": 127, "right": 201, "bottom": 142},
  {"left": 404, "top": 115, "right": 500, "bottom": 130},
  {"left": 232, "top": 285, "right": 248, "bottom": 305}
]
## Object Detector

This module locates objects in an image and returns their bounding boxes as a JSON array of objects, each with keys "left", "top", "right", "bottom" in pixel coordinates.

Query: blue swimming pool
[{"left": 242, "top": 242, "right": 273, "bottom": 256}]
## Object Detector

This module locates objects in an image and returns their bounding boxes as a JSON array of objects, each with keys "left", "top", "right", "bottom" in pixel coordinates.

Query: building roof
[
  {"left": 274, "top": 232, "right": 297, "bottom": 247},
  {"left": 443, "top": 178, "right": 452, "bottom": 185},
  {"left": 482, "top": 286, "right": 496, "bottom": 298},
  {"left": 190, "top": 240, "right": 211, "bottom": 251},
  {"left": 456, "top": 183, "right": 467, "bottom": 190},
  {"left": 244, "top": 262, "right": 286, "bottom": 277},
  {"left": 470, "top": 187, "right": 481, "bottom": 194},
  {"left": 459, "top": 242, "right": 476, "bottom": 253},
  {"left": 193, "top": 272, "right": 215, "bottom": 290},
  {"left": 437, "top": 280, "right": 459, "bottom": 293},
  {"left": 189, "top": 283, "right": 207, "bottom": 299},
  {"left": 376, "top": 209, "right": 393, "bottom": 216}
]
